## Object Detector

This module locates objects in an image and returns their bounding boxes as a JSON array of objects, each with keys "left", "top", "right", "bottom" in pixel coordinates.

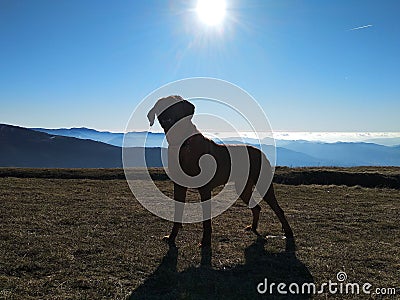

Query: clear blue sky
[{"left": 1, "top": 0, "right": 399, "bottom": 131}]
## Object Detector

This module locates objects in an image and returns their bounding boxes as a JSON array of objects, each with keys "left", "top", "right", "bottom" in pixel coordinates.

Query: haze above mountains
[{"left": 1, "top": 124, "right": 399, "bottom": 168}]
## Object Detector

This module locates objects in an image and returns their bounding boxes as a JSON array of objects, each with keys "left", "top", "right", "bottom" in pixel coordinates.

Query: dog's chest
[
  {"left": 179, "top": 144, "right": 195, "bottom": 165},
  {"left": 178, "top": 143, "right": 204, "bottom": 175}
]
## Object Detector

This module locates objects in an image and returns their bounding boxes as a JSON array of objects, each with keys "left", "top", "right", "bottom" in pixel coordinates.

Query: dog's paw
[
  {"left": 199, "top": 239, "right": 211, "bottom": 249},
  {"left": 162, "top": 235, "right": 176, "bottom": 246},
  {"left": 284, "top": 228, "right": 294, "bottom": 238},
  {"left": 245, "top": 225, "right": 260, "bottom": 235},
  {"left": 244, "top": 225, "right": 252, "bottom": 231}
]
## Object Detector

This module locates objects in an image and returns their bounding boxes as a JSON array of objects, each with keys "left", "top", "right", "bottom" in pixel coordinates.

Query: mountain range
[
  {"left": 0, "top": 125, "right": 162, "bottom": 168},
  {"left": 1, "top": 124, "right": 399, "bottom": 168}
]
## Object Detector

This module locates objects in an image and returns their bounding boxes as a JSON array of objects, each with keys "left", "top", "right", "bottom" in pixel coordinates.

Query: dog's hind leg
[
  {"left": 236, "top": 181, "right": 261, "bottom": 235},
  {"left": 263, "top": 183, "right": 294, "bottom": 238},
  {"left": 163, "top": 183, "right": 187, "bottom": 246},
  {"left": 199, "top": 188, "right": 212, "bottom": 248}
]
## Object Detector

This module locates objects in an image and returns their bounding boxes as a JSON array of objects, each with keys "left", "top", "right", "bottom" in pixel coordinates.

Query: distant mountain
[
  {"left": 123, "top": 131, "right": 166, "bottom": 148},
  {"left": 33, "top": 127, "right": 166, "bottom": 147},
  {"left": 275, "top": 147, "right": 333, "bottom": 167},
  {"left": 0, "top": 124, "right": 162, "bottom": 168},
  {"left": 282, "top": 141, "right": 400, "bottom": 166},
  {"left": 217, "top": 140, "right": 335, "bottom": 167},
  {"left": 364, "top": 137, "right": 400, "bottom": 146},
  {"left": 33, "top": 127, "right": 124, "bottom": 146},
  {"left": 24, "top": 126, "right": 400, "bottom": 167}
]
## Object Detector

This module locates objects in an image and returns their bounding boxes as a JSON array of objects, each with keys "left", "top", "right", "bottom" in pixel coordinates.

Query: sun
[{"left": 196, "top": 0, "right": 226, "bottom": 26}]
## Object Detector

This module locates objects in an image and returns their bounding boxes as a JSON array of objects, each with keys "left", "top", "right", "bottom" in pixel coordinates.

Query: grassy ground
[
  {"left": 1, "top": 166, "right": 399, "bottom": 189},
  {"left": 0, "top": 168, "right": 399, "bottom": 299}
]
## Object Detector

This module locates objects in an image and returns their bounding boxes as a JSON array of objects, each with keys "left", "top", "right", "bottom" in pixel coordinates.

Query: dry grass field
[{"left": 0, "top": 168, "right": 399, "bottom": 299}]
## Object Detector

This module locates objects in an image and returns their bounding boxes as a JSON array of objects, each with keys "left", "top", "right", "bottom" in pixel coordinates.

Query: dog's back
[{"left": 179, "top": 133, "right": 272, "bottom": 194}]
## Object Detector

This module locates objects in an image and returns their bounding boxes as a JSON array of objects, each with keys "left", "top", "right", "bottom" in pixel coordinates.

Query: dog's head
[{"left": 147, "top": 95, "right": 195, "bottom": 132}]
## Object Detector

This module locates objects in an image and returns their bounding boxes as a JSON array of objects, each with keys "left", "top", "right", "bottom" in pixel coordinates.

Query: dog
[{"left": 147, "top": 95, "right": 293, "bottom": 247}]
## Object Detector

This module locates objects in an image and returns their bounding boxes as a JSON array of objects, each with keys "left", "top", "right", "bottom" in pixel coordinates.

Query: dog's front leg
[
  {"left": 199, "top": 188, "right": 212, "bottom": 248},
  {"left": 163, "top": 183, "right": 187, "bottom": 246}
]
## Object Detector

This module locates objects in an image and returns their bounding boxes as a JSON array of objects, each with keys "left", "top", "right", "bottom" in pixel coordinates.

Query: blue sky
[{"left": 0, "top": 0, "right": 399, "bottom": 132}]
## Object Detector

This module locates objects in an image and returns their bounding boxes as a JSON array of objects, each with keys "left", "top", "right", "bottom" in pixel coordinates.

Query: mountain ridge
[
  {"left": 0, "top": 124, "right": 398, "bottom": 167},
  {"left": 0, "top": 124, "right": 162, "bottom": 168}
]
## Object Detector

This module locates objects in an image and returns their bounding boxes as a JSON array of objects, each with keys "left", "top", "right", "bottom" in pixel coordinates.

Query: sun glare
[{"left": 196, "top": 0, "right": 226, "bottom": 26}]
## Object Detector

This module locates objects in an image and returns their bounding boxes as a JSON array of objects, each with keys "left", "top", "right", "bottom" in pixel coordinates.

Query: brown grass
[
  {"left": 0, "top": 168, "right": 399, "bottom": 299},
  {"left": 1, "top": 167, "right": 399, "bottom": 189}
]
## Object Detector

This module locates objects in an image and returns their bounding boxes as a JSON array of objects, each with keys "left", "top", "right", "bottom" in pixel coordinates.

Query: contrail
[{"left": 349, "top": 24, "right": 373, "bottom": 31}]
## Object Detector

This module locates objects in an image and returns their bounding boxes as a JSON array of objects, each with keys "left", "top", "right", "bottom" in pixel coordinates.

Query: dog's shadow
[{"left": 129, "top": 237, "right": 313, "bottom": 299}]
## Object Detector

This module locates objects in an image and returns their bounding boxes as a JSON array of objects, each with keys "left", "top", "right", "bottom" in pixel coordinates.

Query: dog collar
[{"left": 168, "top": 134, "right": 197, "bottom": 152}]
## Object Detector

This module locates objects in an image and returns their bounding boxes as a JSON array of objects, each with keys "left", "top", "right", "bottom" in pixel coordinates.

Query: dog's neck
[{"left": 166, "top": 121, "right": 200, "bottom": 147}]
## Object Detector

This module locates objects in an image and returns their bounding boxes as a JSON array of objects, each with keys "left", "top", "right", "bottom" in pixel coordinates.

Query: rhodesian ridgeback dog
[{"left": 147, "top": 95, "right": 293, "bottom": 247}]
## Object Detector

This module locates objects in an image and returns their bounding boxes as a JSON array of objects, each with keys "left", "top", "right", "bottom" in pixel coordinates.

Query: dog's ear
[{"left": 147, "top": 105, "right": 157, "bottom": 126}]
